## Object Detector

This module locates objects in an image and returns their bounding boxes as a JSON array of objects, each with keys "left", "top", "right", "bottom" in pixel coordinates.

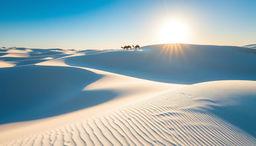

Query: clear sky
[{"left": 1, "top": 0, "right": 256, "bottom": 49}]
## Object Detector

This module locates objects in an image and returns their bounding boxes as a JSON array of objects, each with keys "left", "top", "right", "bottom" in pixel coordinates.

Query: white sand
[
  {"left": 0, "top": 45, "right": 256, "bottom": 145},
  {"left": 0, "top": 61, "right": 15, "bottom": 68}
]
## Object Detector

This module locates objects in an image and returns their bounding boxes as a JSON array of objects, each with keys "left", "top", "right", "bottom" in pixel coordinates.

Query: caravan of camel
[{"left": 121, "top": 45, "right": 140, "bottom": 51}]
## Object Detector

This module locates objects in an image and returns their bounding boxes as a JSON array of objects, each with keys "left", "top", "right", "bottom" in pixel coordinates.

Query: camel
[
  {"left": 132, "top": 45, "right": 140, "bottom": 50},
  {"left": 121, "top": 45, "right": 132, "bottom": 50}
]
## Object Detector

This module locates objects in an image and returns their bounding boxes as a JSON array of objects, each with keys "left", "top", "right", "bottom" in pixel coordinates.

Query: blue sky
[{"left": 0, "top": 0, "right": 256, "bottom": 49}]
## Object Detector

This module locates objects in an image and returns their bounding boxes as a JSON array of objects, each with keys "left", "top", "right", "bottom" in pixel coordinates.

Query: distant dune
[
  {"left": 244, "top": 44, "right": 256, "bottom": 49},
  {"left": 0, "top": 44, "right": 256, "bottom": 145}
]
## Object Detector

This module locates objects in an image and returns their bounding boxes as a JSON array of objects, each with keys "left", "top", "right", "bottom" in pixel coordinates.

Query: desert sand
[{"left": 0, "top": 44, "right": 256, "bottom": 145}]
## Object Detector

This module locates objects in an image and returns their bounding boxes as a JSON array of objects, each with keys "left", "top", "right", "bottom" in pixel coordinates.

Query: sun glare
[{"left": 158, "top": 19, "right": 189, "bottom": 44}]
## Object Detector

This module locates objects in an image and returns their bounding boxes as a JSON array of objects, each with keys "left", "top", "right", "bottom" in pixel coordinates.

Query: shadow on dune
[
  {"left": 183, "top": 81, "right": 256, "bottom": 137},
  {"left": 1, "top": 57, "right": 50, "bottom": 66},
  {"left": 0, "top": 65, "right": 117, "bottom": 124},
  {"left": 0, "top": 53, "right": 7, "bottom": 56},
  {"left": 65, "top": 44, "right": 256, "bottom": 84},
  {"left": 208, "top": 95, "right": 256, "bottom": 137}
]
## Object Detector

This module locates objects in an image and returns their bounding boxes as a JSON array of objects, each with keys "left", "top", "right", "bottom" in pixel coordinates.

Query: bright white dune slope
[{"left": 0, "top": 44, "right": 256, "bottom": 145}]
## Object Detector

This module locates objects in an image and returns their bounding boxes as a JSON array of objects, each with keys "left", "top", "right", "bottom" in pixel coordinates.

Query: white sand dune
[
  {"left": 0, "top": 61, "right": 15, "bottom": 68},
  {"left": 0, "top": 48, "right": 72, "bottom": 67},
  {"left": 65, "top": 44, "right": 256, "bottom": 83},
  {"left": 0, "top": 44, "right": 256, "bottom": 145}
]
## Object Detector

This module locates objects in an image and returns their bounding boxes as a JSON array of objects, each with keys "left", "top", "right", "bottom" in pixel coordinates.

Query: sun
[{"left": 158, "top": 19, "right": 189, "bottom": 44}]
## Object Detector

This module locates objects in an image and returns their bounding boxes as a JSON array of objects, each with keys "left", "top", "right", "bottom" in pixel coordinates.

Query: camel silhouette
[
  {"left": 134, "top": 45, "right": 140, "bottom": 50},
  {"left": 121, "top": 45, "right": 132, "bottom": 50}
]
